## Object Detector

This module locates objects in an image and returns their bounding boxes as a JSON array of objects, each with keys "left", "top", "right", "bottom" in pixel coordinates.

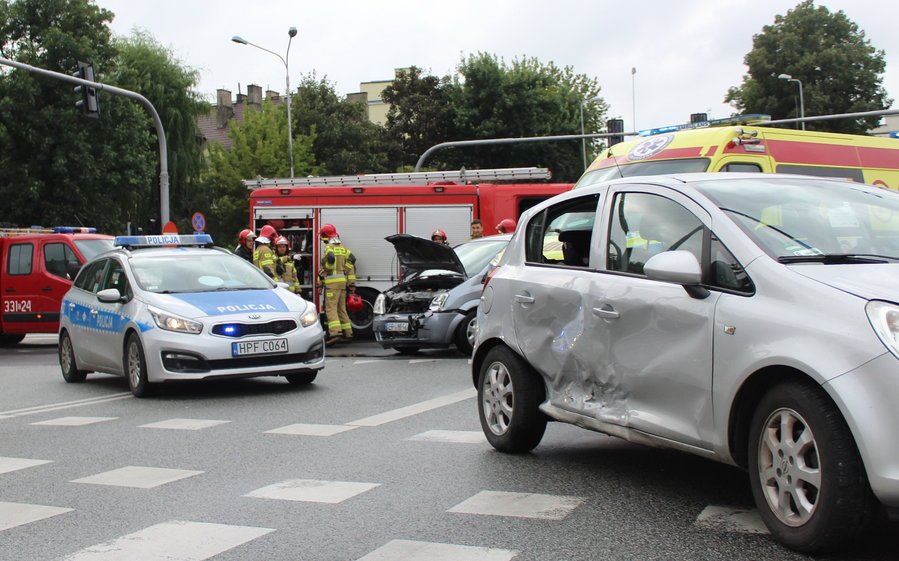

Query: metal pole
[
  {"left": 0, "top": 56, "right": 170, "bottom": 224},
  {"left": 795, "top": 79, "right": 806, "bottom": 131},
  {"left": 579, "top": 101, "right": 586, "bottom": 170},
  {"left": 631, "top": 67, "right": 637, "bottom": 132}
]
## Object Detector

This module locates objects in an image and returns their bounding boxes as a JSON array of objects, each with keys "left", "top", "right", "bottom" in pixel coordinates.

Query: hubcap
[
  {"left": 466, "top": 317, "right": 478, "bottom": 347},
  {"left": 481, "top": 360, "right": 513, "bottom": 436},
  {"left": 128, "top": 342, "right": 141, "bottom": 388},
  {"left": 61, "top": 337, "right": 73, "bottom": 372},
  {"left": 757, "top": 407, "right": 821, "bottom": 527}
]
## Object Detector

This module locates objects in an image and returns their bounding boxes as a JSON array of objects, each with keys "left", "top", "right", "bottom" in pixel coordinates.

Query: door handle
[
  {"left": 514, "top": 294, "right": 535, "bottom": 304},
  {"left": 592, "top": 306, "right": 620, "bottom": 320},
  {"left": 4, "top": 288, "right": 14, "bottom": 292},
  {"left": 42, "top": 287, "right": 53, "bottom": 292}
]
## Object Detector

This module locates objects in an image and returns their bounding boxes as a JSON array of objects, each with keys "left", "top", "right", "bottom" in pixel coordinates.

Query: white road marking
[
  {"left": 59, "top": 520, "right": 274, "bottom": 561},
  {"left": 347, "top": 388, "right": 476, "bottom": 427},
  {"left": 265, "top": 423, "right": 358, "bottom": 436},
  {"left": 356, "top": 539, "right": 518, "bottom": 561},
  {"left": 0, "top": 393, "right": 132, "bottom": 419},
  {"left": 407, "top": 430, "right": 486, "bottom": 444},
  {"left": 139, "top": 418, "right": 231, "bottom": 431},
  {"left": 245, "top": 478, "right": 379, "bottom": 503},
  {"left": 448, "top": 490, "right": 586, "bottom": 520},
  {"left": 72, "top": 466, "right": 204, "bottom": 489},
  {"left": 408, "top": 359, "right": 438, "bottom": 364},
  {"left": 353, "top": 359, "right": 380, "bottom": 365},
  {"left": 0, "top": 501, "right": 73, "bottom": 532},
  {"left": 695, "top": 505, "right": 769, "bottom": 534},
  {"left": 31, "top": 416, "right": 117, "bottom": 426},
  {"left": 0, "top": 456, "right": 52, "bottom": 475}
]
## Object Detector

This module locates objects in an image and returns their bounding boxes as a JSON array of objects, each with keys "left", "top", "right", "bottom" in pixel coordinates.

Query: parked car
[
  {"left": 473, "top": 173, "right": 899, "bottom": 553},
  {"left": 59, "top": 234, "right": 325, "bottom": 397},
  {"left": 373, "top": 234, "right": 510, "bottom": 355}
]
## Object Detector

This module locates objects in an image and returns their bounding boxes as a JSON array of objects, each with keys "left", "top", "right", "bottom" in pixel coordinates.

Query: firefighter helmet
[
  {"left": 256, "top": 236, "right": 271, "bottom": 245},
  {"left": 431, "top": 228, "right": 447, "bottom": 243},
  {"left": 346, "top": 293, "right": 364, "bottom": 312},
  {"left": 274, "top": 236, "right": 289, "bottom": 247},
  {"left": 260, "top": 224, "right": 278, "bottom": 240},
  {"left": 496, "top": 218, "right": 517, "bottom": 234},
  {"left": 319, "top": 223, "right": 338, "bottom": 238},
  {"left": 238, "top": 228, "right": 256, "bottom": 243}
]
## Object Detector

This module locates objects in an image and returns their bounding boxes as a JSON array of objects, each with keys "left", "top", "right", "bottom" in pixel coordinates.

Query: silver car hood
[{"left": 790, "top": 263, "right": 899, "bottom": 302}]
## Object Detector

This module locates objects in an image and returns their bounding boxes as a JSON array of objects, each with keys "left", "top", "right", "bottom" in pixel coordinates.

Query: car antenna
[{"left": 608, "top": 143, "right": 625, "bottom": 179}]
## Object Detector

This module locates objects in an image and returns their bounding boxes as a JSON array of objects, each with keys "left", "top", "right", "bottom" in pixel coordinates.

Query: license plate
[
  {"left": 385, "top": 321, "right": 409, "bottom": 332},
  {"left": 232, "top": 338, "right": 288, "bottom": 357}
]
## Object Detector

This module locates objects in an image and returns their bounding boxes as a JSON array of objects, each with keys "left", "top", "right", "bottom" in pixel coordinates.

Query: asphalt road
[{"left": 0, "top": 336, "right": 896, "bottom": 561}]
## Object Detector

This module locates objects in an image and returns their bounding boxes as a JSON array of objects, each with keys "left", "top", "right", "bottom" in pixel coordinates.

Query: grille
[{"left": 212, "top": 319, "right": 297, "bottom": 338}]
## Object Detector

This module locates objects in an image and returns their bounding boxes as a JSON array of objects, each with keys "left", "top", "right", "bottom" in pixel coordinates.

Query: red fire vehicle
[
  {"left": 245, "top": 167, "right": 572, "bottom": 337},
  {"left": 0, "top": 227, "right": 114, "bottom": 345}
]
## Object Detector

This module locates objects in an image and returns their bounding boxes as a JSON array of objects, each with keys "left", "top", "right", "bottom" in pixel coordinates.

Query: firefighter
[
  {"left": 431, "top": 229, "right": 449, "bottom": 245},
  {"left": 234, "top": 229, "right": 256, "bottom": 262},
  {"left": 273, "top": 236, "right": 301, "bottom": 294},
  {"left": 254, "top": 224, "right": 278, "bottom": 278},
  {"left": 470, "top": 219, "right": 484, "bottom": 239},
  {"left": 496, "top": 218, "right": 517, "bottom": 234},
  {"left": 319, "top": 224, "right": 356, "bottom": 344}
]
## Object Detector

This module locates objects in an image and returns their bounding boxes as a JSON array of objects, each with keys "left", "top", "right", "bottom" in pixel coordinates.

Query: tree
[
  {"left": 292, "top": 74, "right": 393, "bottom": 175},
  {"left": 204, "top": 99, "right": 316, "bottom": 243},
  {"left": 725, "top": 0, "right": 891, "bottom": 133}
]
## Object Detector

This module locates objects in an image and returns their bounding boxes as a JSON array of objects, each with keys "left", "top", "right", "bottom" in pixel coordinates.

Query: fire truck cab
[
  {"left": 245, "top": 167, "right": 572, "bottom": 338},
  {"left": 0, "top": 227, "right": 114, "bottom": 345}
]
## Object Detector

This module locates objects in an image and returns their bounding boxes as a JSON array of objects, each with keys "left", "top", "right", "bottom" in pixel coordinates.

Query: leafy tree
[
  {"left": 204, "top": 99, "right": 316, "bottom": 243},
  {"left": 381, "top": 66, "right": 458, "bottom": 170},
  {"left": 725, "top": 0, "right": 891, "bottom": 133},
  {"left": 291, "top": 74, "right": 393, "bottom": 175}
]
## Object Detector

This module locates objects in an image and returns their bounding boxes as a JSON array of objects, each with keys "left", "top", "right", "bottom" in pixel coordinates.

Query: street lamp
[
  {"left": 580, "top": 95, "right": 604, "bottom": 170},
  {"left": 232, "top": 27, "right": 298, "bottom": 177},
  {"left": 778, "top": 73, "right": 805, "bottom": 130}
]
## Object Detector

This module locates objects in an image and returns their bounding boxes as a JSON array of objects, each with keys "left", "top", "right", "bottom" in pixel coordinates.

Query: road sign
[
  {"left": 162, "top": 221, "right": 178, "bottom": 234},
  {"left": 191, "top": 212, "right": 206, "bottom": 233}
]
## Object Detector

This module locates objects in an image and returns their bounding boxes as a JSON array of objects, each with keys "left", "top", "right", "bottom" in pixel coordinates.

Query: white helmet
[{"left": 256, "top": 236, "right": 271, "bottom": 244}]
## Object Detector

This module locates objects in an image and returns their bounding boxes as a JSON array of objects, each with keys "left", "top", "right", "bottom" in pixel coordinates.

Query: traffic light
[
  {"left": 73, "top": 62, "right": 100, "bottom": 119},
  {"left": 606, "top": 118, "right": 625, "bottom": 147}
]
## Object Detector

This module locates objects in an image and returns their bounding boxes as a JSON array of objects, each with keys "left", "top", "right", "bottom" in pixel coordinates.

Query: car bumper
[
  {"left": 373, "top": 311, "right": 458, "bottom": 349},
  {"left": 825, "top": 351, "right": 899, "bottom": 507},
  {"left": 140, "top": 324, "right": 326, "bottom": 382}
]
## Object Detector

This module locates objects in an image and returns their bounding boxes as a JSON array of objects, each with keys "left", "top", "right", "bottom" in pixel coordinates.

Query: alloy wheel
[{"left": 481, "top": 360, "right": 514, "bottom": 435}]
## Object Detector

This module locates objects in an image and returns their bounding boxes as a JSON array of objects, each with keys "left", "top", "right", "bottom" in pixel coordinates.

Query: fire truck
[
  {"left": 244, "top": 167, "right": 572, "bottom": 337},
  {"left": 0, "top": 227, "right": 114, "bottom": 345}
]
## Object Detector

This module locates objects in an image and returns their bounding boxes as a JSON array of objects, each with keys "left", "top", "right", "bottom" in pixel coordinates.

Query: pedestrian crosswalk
[{"left": 1, "top": 404, "right": 773, "bottom": 560}]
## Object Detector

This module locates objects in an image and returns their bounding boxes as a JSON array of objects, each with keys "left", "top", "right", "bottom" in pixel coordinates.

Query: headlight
[
  {"left": 300, "top": 305, "right": 318, "bottom": 327},
  {"left": 148, "top": 306, "right": 203, "bottom": 334},
  {"left": 866, "top": 300, "right": 899, "bottom": 359},
  {"left": 429, "top": 293, "right": 449, "bottom": 311},
  {"left": 373, "top": 294, "right": 385, "bottom": 315}
]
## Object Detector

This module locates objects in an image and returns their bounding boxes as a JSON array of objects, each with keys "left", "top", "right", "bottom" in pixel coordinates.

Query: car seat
[{"left": 559, "top": 230, "right": 592, "bottom": 267}]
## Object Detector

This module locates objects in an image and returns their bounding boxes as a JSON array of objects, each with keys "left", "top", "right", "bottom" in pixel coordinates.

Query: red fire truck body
[{"left": 245, "top": 168, "right": 572, "bottom": 336}]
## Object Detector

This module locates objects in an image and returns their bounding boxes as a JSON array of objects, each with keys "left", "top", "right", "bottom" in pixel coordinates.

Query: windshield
[
  {"left": 129, "top": 251, "right": 274, "bottom": 293},
  {"left": 454, "top": 238, "right": 509, "bottom": 276},
  {"left": 74, "top": 239, "right": 115, "bottom": 261},
  {"left": 574, "top": 158, "right": 710, "bottom": 189},
  {"left": 695, "top": 177, "right": 899, "bottom": 260}
]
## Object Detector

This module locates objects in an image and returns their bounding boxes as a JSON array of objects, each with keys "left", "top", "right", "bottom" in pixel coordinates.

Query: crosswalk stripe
[
  {"left": 346, "top": 388, "right": 476, "bottom": 427},
  {"left": 357, "top": 539, "right": 518, "bottom": 561},
  {"left": 0, "top": 393, "right": 131, "bottom": 419},
  {"left": 0, "top": 501, "right": 73, "bottom": 531}
]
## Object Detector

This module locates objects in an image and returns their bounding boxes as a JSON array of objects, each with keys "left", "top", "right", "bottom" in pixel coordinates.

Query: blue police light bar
[
  {"left": 114, "top": 234, "right": 214, "bottom": 248},
  {"left": 890, "top": 131, "right": 899, "bottom": 139},
  {"left": 638, "top": 114, "right": 772, "bottom": 137},
  {"left": 53, "top": 226, "right": 97, "bottom": 233}
]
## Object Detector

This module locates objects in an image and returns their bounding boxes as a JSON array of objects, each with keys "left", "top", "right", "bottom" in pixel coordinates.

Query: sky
[{"left": 97, "top": 0, "right": 897, "bottom": 134}]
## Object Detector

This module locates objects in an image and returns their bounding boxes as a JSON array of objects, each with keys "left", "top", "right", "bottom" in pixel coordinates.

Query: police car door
[
  {"left": 64, "top": 258, "right": 110, "bottom": 370},
  {"left": 90, "top": 258, "right": 132, "bottom": 372}
]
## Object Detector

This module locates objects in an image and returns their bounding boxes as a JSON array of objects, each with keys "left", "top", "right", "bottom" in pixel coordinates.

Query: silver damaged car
[{"left": 473, "top": 173, "right": 899, "bottom": 553}]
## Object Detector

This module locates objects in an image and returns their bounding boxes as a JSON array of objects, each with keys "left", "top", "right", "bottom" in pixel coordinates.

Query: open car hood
[{"left": 385, "top": 234, "right": 466, "bottom": 276}]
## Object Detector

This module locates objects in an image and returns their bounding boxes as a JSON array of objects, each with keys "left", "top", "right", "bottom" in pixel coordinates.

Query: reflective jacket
[
  {"left": 254, "top": 244, "right": 277, "bottom": 278},
  {"left": 275, "top": 255, "right": 301, "bottom": 293},
  {"left": 320, "top": 240, "right": 356, "bottom": 286}
]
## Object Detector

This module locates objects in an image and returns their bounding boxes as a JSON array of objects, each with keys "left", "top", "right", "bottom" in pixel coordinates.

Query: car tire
[
  {"left": 0, "top": 334, "right": 25, "bottom": 346},
  {"left": 748, "top": 379, "right": 876, "bottom": 554},
  {"left": 454, "top": 310, "right": 477, "bottom": 356},
  {"left": 286, "top": 371, "right": 317, "bottom": 385},
  {"left": 125, "top": 334, "right": 153, "bottom": 398},
  {"left": 477, "top": 345, "right": 547, "bottom": 453},
  {"left": 59, "top": 331, "right": 88, "bottom": 383}
]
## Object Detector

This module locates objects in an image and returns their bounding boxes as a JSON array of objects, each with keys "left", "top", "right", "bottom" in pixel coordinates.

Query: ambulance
[
  {"left": 576, "top": 114, "right": 899, "bottom": 190},
  {"left": 0, "top": 227, "right": 114, "bottom": 345}
]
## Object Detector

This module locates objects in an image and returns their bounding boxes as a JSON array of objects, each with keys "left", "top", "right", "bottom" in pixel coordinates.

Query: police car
[{"left": 58, "top": 234, "right": 325, "bottom": 397}]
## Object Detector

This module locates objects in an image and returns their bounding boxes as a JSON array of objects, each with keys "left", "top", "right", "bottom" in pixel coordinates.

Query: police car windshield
[
  {"left": 74, "top": 239, "right": 115, "bottom": 261},
  {"left": 130, "top": 252, "right": 272, "bottom": 294},
  {"left": 574, "top": 158, "right": 710, "bottom": 189}
]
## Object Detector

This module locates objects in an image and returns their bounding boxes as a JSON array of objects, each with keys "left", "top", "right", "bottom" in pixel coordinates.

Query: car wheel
[
  {"left": 0, "top": 334, "right": 25, "bottom": 346},
  {"left": 477, "top": 345, "right": 547, "bottom": 453},
  {"left": 59, "top": 331, "right": 88, "bottom": 383},
  {"left": 454, "top": 310, "right": 477, "bottom": 356},
  {"left": 125, "top": 334, "right": 153, "bottom": 398},
  {"left": 748, "top": 380, "right": 875, "bottom": 553},
  {"left": 348, "top": 287, "right": 377, "bottom": 340},
  {"left": 285, "top": 371, "right": 317, "bottom": 385}
]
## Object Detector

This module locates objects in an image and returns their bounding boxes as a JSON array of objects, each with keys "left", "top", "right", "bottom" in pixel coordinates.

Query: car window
[
  {"left": 73, "top": 239, "right": 115, "bottom": 261},
  {"left": 101, "top": 260, "right": 131, "bottom": 299},
  {"left": 7, "top": 243, "right": 33, "bottom": 275},
  {"left": 709, "top": 235, "right": 754, "bottom": 293},
  {"left": 130, "top": 251, "right": 272, "bottom": 293},
  {"left": 44, "top": 242, "right": 80, "bottom": 279},
  {"left": 525, "top": 195, "right": 599, "bottom": 267},
  {"left": 454, "top": 239, "right": 509, "bottom": 276},
  {"left": 73, "top": 259, "right": 109, "bottom": 294},
  {"left": 574, "top": 158, "right": 710, "bottom": 189},
  {"left": 607, "top": 192, "right": 704, "bottom": 275}
]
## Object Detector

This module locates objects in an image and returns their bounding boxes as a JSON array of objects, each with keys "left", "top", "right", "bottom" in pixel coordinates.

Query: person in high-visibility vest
[
  {"left": 253, "top": 224, "right": 278, "bottom": 278},
  {"left": 273, "top": 236, "right": 301, "bottom": 294},
  {"left": 319, "top": 223, "right": 356, "bottom": 344}
]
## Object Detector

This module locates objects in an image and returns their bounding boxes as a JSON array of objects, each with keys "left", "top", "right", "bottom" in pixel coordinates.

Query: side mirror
[
  {"left": 97, "top": 288, "right": 123, "bottom": 303},
  {"left": 644, "top": 251, "right": 709, "bottom": 299}
]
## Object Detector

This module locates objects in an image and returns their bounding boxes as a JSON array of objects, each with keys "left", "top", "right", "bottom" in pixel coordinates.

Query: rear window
[{"left": 6, "top": 243, "right": 33, "bottom": 275}]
